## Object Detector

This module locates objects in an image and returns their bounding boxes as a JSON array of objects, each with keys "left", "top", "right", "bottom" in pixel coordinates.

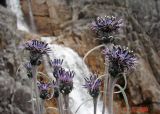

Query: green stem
[
  {"left": 32, "top": 66, "right": 41, "bottom": 114},
  {"left": 83, "top": 44, "right": 105, "bottom": 62},
  {"left": 75, "top": 99, "right": 92, "bottom": 113},
  {"left": 63, "top": 94, "right": 70, "bottom": 114},
  {"left": 56, "top": 97, "right": 63, "bottom": 114},
  {"left": 115, "top": 84, "right": 130, "bottom": 114},
  {"left": 108, "top": 76, "right": 118, "bottom": 114},
  {"left": 102, "top": 52, "right": 109, "bottom": 114},
  {"left": 40, "top": 100, "right": 45, "bottom": 114},
  {"left": 31, "top": 80, "right": 35, "bottom": 114},
  {"left": 102, "top": 74, "right": 109, "bottom": 114},
  {"left": 114, "top": 73, "right": 127, "bottom": 94},
  {"left": 93, "top": 98, "right": 98, "bottom": 114}
]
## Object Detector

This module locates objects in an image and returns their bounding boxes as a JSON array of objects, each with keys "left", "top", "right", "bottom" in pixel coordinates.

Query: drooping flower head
[
  {"left": 58, "top": 68, "right": 75, "bottom": 95},
  {"left": 102, "top": 45, "right": 137, "bottom": 77},
  {"left": 37, "top": 81, "right": 54, "bottom": 100},
  {"left": 50, "top": 59, "right": 64, "bottom": 79},
  {"left": 83, "top": 74, "right": 101, "bottom": 98},
  {"left": 24, "top": 62, "right": 33, "bottom": 78},
  {"left": 23, "top": 40, "right": 51, "bottom": 65},
  {"left": 90, "top": 16, "right": 123, "bottom": 41}
]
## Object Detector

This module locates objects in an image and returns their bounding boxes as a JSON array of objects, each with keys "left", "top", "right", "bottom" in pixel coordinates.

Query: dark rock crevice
[{"left": 0, "top": 0, "right": 6, "bottom": 7}]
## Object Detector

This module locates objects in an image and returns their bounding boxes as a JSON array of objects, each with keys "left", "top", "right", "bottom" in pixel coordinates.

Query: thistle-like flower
[
  {"left": 50, "top": 59, "right": 64, "bottom": 79},
  {"left": 23, "top": 39, "right": 51, "bottom": 54},
  {"left": 102, "top": 45, "right": 137, "bottom": 77},
  {"left": 37, "top": 81, "right": 53, "bottom": 100},
  {"left": 83, "top": 74, "right": 101, "bottom": 98},
  {"left": 58, "top": 68, "right": 75, "bottom": 95},
  {"left": 90, "top": 16, "right": 123, "bottom": 41},
  {"left": 24, "top": 62, "right": 33, "bottom": 78},
  {"left": 23, "top": 40, "right": 51, "bottom": 65}
]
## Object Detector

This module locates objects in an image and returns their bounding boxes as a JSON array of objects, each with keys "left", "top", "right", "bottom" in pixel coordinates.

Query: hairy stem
[
  {"left": 83, "top": 44, "right": 105, "bottom": 62},
  {"left": 31, "top": 80, "right": 35, "bottom": 114},
  {"left": 40, "top": 100, "right": 45, "bottom": 114},
  {"left": 63, "top": 94, "right": 70, "bottom": 114},
  {"left": 32, "top": 66, "right": 41, "bottom": 114},
  {"left": 115, "top": 84, "right": 130, "bottom": 114},
  {"left": 102, "top": 57, "right": 109, "bottom": 114},
  {"left": 93, "top": 98, "right": 98, "bottom": 114},
  {"left": 56, "top": 97, "right": 63, "bottom": 114},
  {"left": 102, "top": 74, "right": 109, "bottom": 114},
  {"left": 108, "top": 76, "right": 118, "bottom": 114},
  {"left": 114, "top": 73, "right": 127, "bottom": 94},
  {"left": 75, "top": 99, "right": 92, "bottom": 113}
]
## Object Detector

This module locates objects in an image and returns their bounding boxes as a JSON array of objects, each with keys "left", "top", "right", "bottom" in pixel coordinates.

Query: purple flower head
[
  {"left": 37, "top": 81, "right": 53, "bottom": 99},
  {"left": 58, "top": 68, "right": 75, "bottom": 95},
  {"left": 83, "top": 74, "right": 101, "bottom": 98},
  {"left": 50, "top": 59, "right": 64, "bottom": 79},
  {"left": 102, "top": 45, "right": 137, "bottom": 77},
  {"left": 90, "top": 16, "right": 123, "bottom": 41},
  {"left": 50, "top": 59, "right": 63, "bottom": 67},
  {"left": 37, "top": 82, "right": 52, "bottom": 91},
  {"left": 23, "top": 40, "right": 51, "bottom": 65},
  {"left": 23, "top": 39, "right": 51, "bottom": 54}
]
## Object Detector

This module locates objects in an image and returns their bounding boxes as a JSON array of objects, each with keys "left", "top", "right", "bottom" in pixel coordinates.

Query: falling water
[
  {"left": 7, "top": 0, "right": 106, "bottom": 113},
  {"left": 27, "top": 0, "right": 37, "bottom": 32},
  {"left": 42, "top": 37, "right": 104, "bottom": 114},
  {"left": 6, "top": 0, "right": 29, "bottom": 32}
]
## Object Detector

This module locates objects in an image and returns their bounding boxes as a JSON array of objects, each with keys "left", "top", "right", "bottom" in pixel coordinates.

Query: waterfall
[
  {"left": 27, "top": 0, "right": 37, "bottom": 33},
  {"left": 42, "top": 37, "right": 104, "bottom": 114},
  {"left": 6, "top": 0, "right": 29, "bottom": 32},
  {"left": 6, "top": 0, "right": 106, "bottom": 113}
]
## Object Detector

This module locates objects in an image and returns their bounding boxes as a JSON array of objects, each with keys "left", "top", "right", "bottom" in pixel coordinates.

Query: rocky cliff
[
  {"left": 0, "top": 0, "right": 160, "bottom": 114},
  {"left": 0, "top": 5, "right": 33, "bottom": 114}
]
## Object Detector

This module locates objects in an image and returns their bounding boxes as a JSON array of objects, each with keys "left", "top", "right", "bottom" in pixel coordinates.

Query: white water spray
[
  {"left": 42, "top": 38, "right": 105, "bottom": 114},
  {"left": 6, "top": 0, "right": 29, "bottom": 32}
]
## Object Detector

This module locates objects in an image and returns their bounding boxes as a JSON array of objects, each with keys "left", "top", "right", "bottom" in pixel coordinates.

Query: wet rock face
[
  {"left": 0, "top": 6, "right": 17, "bottom": 29},
  {"left": 0, "top": 5, "right": 32, "bottom": 114}
]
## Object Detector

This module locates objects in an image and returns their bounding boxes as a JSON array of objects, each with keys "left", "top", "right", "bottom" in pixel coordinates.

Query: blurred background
[{"left": 0, "top": 0, "right": 160, "bottom": 114}]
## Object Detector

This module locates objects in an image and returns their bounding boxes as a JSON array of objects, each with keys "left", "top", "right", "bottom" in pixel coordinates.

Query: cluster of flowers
[
  {"left": 21, "top": 15, "right": 137, "bottom": 114},
  {"left": 23, "top": 40, "right": 75, "bottom": 100},
  {"left": 83, "top": 15, "right": 137, "bottom": 99}
]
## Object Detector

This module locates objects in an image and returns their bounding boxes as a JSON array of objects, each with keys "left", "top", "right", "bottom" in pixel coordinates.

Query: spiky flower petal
[
  {"left": 83, "top": 74, "right": 101, "bottom": 98},
  {"left": 50, "top": 59, "right": 64, "bottom": 79},
  {"left": 90, "top": 16, "right": 123, "bottom": 40},
  {"left": 102, "top": 45, "right": 137, "bottom": 77},
  {"left": 58, "top": 68, "right": 75, "bottom": 95},
  {"left": 37, "top": 81, "right": 53, "bottom": 100},
  {"left": 23, "top": 40, "right": 51, "bottom": 65},
  {"left": 23, "top": 40, "right": 51, "bottom": 54}
]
